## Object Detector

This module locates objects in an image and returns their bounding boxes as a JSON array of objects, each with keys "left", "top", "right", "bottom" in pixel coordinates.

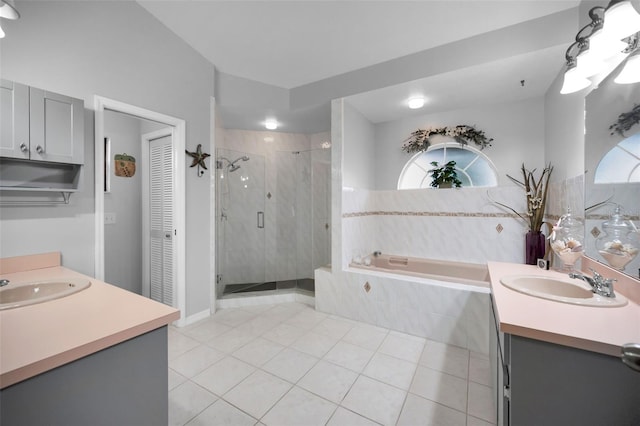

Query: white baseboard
[
  {"left": 174, "top": 309, "right": 211, "bottom": 327},
  {"left": 217, "top": 290, "right": 315, "bottom": 310}
]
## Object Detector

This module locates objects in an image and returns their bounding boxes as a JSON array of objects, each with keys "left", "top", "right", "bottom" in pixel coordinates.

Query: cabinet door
[
  {"left": 0, "top": 80, "right": 30, "bottom": 160},
  {"left": 29, "top": 87, "right": 84, "bottom": 164}
]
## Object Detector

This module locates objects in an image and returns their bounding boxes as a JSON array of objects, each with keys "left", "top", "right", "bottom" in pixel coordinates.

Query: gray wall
[
  {"left": 0, "top": 1, "right": 215, "bottom": 317},
  {"left": 371, "top": 97, "right": 546, "bottom": 190},
  {"left": 343, "top": 102, "right": 376, "bottom": 189}
]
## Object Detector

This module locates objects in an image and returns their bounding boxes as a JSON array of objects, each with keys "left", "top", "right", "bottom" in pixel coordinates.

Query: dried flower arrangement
[
  {"left": 492, "top": 164, "right": 553, "bottom": 232},
  {"left": 401, "top": 125, "right": 493, "bottom": 154},
  {"left": 609, "top": 104, "right": 640, "bottom": 137}
]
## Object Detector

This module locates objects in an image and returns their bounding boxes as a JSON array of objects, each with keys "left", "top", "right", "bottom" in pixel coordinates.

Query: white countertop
[
  {"left": 488, "top": 261, "right": 640, "bottom": 357},
  {"left": 0, "top": 253, "right": 179, "bottom": 389}
]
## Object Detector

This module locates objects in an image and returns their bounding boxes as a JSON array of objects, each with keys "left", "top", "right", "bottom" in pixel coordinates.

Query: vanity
[
  {"left": 488, "top": 259, "right": 640, "bottom": 426},
  {"left": 0, "top": 252, "right": 180, "bottom": 426}
]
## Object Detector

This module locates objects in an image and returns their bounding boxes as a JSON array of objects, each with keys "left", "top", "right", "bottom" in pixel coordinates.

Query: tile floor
[{"left": 168, "top": 302, "right": 496, "bottom": 426}]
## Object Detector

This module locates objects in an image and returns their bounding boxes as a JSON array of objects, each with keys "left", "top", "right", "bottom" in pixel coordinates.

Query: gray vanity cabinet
[
  {"left": 490, "top": 296, "right": 640, "bottom": 425},
  {"left": 0, "top": 79, "right": 84, "bottom": 164}
]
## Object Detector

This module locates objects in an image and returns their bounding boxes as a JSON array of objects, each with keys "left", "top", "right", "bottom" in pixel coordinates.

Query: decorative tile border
[{"left": 342, "top": 211, "right": 522, "bottom": 219}]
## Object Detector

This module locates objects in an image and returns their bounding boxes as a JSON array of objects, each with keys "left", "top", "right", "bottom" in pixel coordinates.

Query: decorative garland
[
  {"left": 609, "top": 104, "right": 640, "bottom": 137},
  {"left": 401, "top": 125, "right": 493, "bottom": 154}
]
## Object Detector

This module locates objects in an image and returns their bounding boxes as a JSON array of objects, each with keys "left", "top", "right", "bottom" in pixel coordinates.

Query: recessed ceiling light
[
  {"left": 265, "top": 119, "right": 278, "bottom": 130},
  {"left": 408, "top": 97, "right": 425, "bottom": 109}
]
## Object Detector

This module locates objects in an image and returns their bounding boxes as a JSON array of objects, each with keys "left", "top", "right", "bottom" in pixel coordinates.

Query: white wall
[
  {"left": 373, "top": 97, "right": 546, "bottom": 190},
  {"left": 0, "top": 1, "right": 215, "bottom": 317}
]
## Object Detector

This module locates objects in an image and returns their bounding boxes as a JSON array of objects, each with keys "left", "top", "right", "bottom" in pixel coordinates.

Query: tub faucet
[
  {"left": 569, "top": 269, "right": 616, "bottom": 298},
  {"left": 0, "top": 279, "right": 9, "bottom": 287},
  {"left": 373, "top": 251, "right": 382, "bottom": 257}
]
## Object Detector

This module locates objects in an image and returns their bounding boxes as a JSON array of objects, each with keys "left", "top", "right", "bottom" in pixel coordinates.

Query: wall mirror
[{"left": 584, "top": 73, "right": 640, "bottom": 280}]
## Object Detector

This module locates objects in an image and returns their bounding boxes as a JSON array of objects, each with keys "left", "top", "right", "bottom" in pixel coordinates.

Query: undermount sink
[
  {"left": 500, "top": 275, "right": 627, "bottom": 307},
  {"left": 0, "top": 278, "right": 91, "bottom": 310}
]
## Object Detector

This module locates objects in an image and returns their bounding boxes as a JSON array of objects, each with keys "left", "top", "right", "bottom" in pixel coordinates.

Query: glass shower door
[{"left": 216, "top": 148, "right": 265, "bottom": 296}]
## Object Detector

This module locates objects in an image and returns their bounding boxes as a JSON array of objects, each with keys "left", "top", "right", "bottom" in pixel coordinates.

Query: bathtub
[
  {"left": 315, "top": 253, "right": 491, "bottom": 354},
  {"left": 350, "top": 253, "right": 490, "bottom": 289}
]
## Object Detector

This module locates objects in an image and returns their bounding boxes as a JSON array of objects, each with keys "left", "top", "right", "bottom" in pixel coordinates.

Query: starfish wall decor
[{"left": 185, "top": 144, "right": 210, "bottom": 177}]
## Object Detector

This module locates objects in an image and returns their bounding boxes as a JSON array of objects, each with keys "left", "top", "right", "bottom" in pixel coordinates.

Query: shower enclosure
[{"left": 215, "top": 147, "right": 330, "bottom": 298}]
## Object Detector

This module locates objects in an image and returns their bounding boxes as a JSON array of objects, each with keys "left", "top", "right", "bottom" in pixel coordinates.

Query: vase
[{"left": 525, "top": 230, "right": 545, "bottom": 265}]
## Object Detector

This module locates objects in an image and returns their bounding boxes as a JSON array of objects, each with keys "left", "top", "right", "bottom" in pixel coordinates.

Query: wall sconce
[
  {"left": 561, "top": 0, "right": 640, "bottom": 94},
  {"left": 0, "top": 0, "right": 20, "bottom": 39}
]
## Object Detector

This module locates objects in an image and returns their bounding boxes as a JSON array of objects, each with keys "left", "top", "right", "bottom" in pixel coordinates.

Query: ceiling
[{"left": 137, "top": 0, "right": 581, "bottom": 132}]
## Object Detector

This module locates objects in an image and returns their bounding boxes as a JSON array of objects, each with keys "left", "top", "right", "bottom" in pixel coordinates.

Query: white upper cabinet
[{"left": 0, "top": 79, "right": 84, "bottom": 164}]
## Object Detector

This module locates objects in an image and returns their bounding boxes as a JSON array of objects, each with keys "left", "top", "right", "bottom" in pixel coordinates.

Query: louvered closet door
[{"left": 149, "top": 135, "right": 174, "bottom": 306}]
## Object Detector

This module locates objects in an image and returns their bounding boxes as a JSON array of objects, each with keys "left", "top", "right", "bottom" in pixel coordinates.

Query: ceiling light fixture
[
  {"left": 0, "top": 0, "right": 20, "bottom": 39},
  {"left": 407, "top": 97, "right": 425, "bottom": 109},
  {"left": 560, "top": 1, "right": 640, "bottom": 94},
  {"left": 265, "top": 119, "right": 278, "bottom": 130}
]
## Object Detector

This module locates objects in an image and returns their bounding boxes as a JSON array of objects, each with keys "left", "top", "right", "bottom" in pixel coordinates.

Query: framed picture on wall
[{"left": 104, "top": 137, "right": 111, "bottom": 193}]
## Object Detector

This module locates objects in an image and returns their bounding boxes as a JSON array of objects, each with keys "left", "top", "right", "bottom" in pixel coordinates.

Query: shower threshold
[{"left": 222, "top": 278, "right": 314, "bottom": 296}]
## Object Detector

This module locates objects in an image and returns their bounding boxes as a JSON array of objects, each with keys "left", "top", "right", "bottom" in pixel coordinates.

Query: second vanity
[{"left": 488, "top": 259, "right": 640, "bottom": 426}]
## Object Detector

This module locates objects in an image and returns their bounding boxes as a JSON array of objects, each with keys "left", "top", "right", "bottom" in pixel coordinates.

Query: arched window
[
  {"left": 594, "top": 133, "right": 640, "bottom": 183},
  {"left": 397, "top": 142, "right": 498, "bottom": 189}
]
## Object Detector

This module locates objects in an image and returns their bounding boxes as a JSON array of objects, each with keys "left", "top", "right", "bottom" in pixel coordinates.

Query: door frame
[{"left": 94, "top": 96, "right": 186, "bottom": 326}]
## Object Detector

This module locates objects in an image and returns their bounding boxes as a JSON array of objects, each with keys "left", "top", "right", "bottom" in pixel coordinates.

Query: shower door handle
[{"left": 257, "top": 211, "right": 264, "bottom": 229}]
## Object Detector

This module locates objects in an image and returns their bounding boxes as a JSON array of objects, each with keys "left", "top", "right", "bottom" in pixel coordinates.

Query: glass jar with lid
[
  {"left": 549, "top": 208, "right": 584, "bottom": 272},
  {"left": 595, "top": 205, "right": 639, "bottom": 271}
]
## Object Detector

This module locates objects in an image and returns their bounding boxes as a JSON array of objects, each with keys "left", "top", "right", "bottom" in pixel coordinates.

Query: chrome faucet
[
  {"left": 569, "top": 269, "right": 616, "bottom": 298},
  {"left": 0, "top": 279, "right": 9, "bottom": 287}
]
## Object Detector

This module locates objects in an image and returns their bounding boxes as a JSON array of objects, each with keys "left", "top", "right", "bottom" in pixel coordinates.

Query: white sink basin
[
  {"left": 500, "top": 275, "right": 627, "bottom": 307},
  {"left": 0, "top": 278, "right": 91, "bottom": 310}
]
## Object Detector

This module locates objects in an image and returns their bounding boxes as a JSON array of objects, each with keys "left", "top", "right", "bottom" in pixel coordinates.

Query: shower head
[{"left": 228, "top": 156, "right": 250, "bottom": 172}]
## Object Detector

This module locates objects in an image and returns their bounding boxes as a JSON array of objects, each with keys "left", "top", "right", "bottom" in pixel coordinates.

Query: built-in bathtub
[
  {"left": 315, "top": 253, "right": 491, "bottom": 354},
  {"left": 350, "top": 253, "right": 490, "bottom": 289}
]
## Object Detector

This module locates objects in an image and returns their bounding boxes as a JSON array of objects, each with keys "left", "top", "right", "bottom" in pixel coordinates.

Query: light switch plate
[{"left": 104, "top": 212, "right": 116, "bottom": 225}]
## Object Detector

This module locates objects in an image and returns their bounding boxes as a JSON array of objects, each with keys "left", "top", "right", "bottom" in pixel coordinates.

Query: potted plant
[{"left": 429, "top": 161, "right": 462, "bottom": 188}]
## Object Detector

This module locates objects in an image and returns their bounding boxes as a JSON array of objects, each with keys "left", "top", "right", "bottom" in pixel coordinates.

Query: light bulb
[
  {"left": 408, "top": 97, "right": 425, "bottom": 109},
  {"left": 265, "top": 119, "right": 278, "bottom": 130},
  {"left": 560, "top": 66, "right": 592, "bottom": 94},
  {"left": 603, "top": 0, "right": 640, "bottom": 40}
]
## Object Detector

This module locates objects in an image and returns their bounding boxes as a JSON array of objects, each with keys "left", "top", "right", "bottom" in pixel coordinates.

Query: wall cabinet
[
  {"left": 490, "top": 296, "right": 640, "bottom": 425},
  {"left": 1, "top": 79, "right": 84, "bottom": 164}
]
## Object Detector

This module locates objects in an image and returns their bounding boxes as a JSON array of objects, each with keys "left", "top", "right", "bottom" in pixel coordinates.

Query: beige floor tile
[
  {"left": 290, "top": 330, "right": 339, "bottom": 358},
  {"left": 469, "top": 355, "right": 491, "bottom": 386},
  {"left": 262, "top": 322, "right": 307, "bottom": 346},
  {"left": 363, "top": 352, "right": 417, "bottom": 390},
  {"left": 323, "top": 341, "right": 374, "bottom": 372},
  {"left": 341, "top": 324, "right": 389, "bottom": 351},
  {"left": 326, "top": 407, "right": 380, "bottom": 426},
  {"left": 223, "top": 370, "right": 292, "bottom": 419},
  {"left": 342, "top": 376, "right": 407, "bottom": 426},
  {"left": 232, "top": 337, "right": 285, "bottom": 367},
  {"left": 185, "top": 399, "right": 257, "bottom": 426},
  {"left": 181, "top": 319, "right": 233, "bottom": 342},
  {"left": 168, "top": 368, "right": 188, "bottom": 391},
  {"left": 378, "top": 333, "right": 425, "bottom": 363},
  {"left": 168, "top": 329, "right": 201, "bottom": 360},
  {"left": 262, "top": 347, "right": 319, "bottom": 383},
  {"left": 213, "top": 308, "right": 257, "bottom": 327},
  {"left": 169, "top": 345, "right": 226, "bottom": 378},
  {"left": 192, "top": 356, "right": 255, "bottom": 396},
  {"left": 298, "top": 360, "right": 358, "bottom": 403},
  {"left": 168, "top": 381, "right": 217, "bottom": 426},
  {"left": 410, "top": 366, "right": 468, "bottom": 412},
  {"left": 419, "top": 340, "right": 470, "bottom": 379},
  {"left": 397, "top": 393, "right": 466, "bottom": 426},
  {"left": 311, "top": 317, "right": 355, "bottom": 339},
  {"left": 262, "top": 387, "right": 337, "bottom": 426},
  {"left": 468, "top": 382, "right": 496, "bottom": 423},
  {"left": 206, "top": 327, "right": 257, "bottom": 353}
]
